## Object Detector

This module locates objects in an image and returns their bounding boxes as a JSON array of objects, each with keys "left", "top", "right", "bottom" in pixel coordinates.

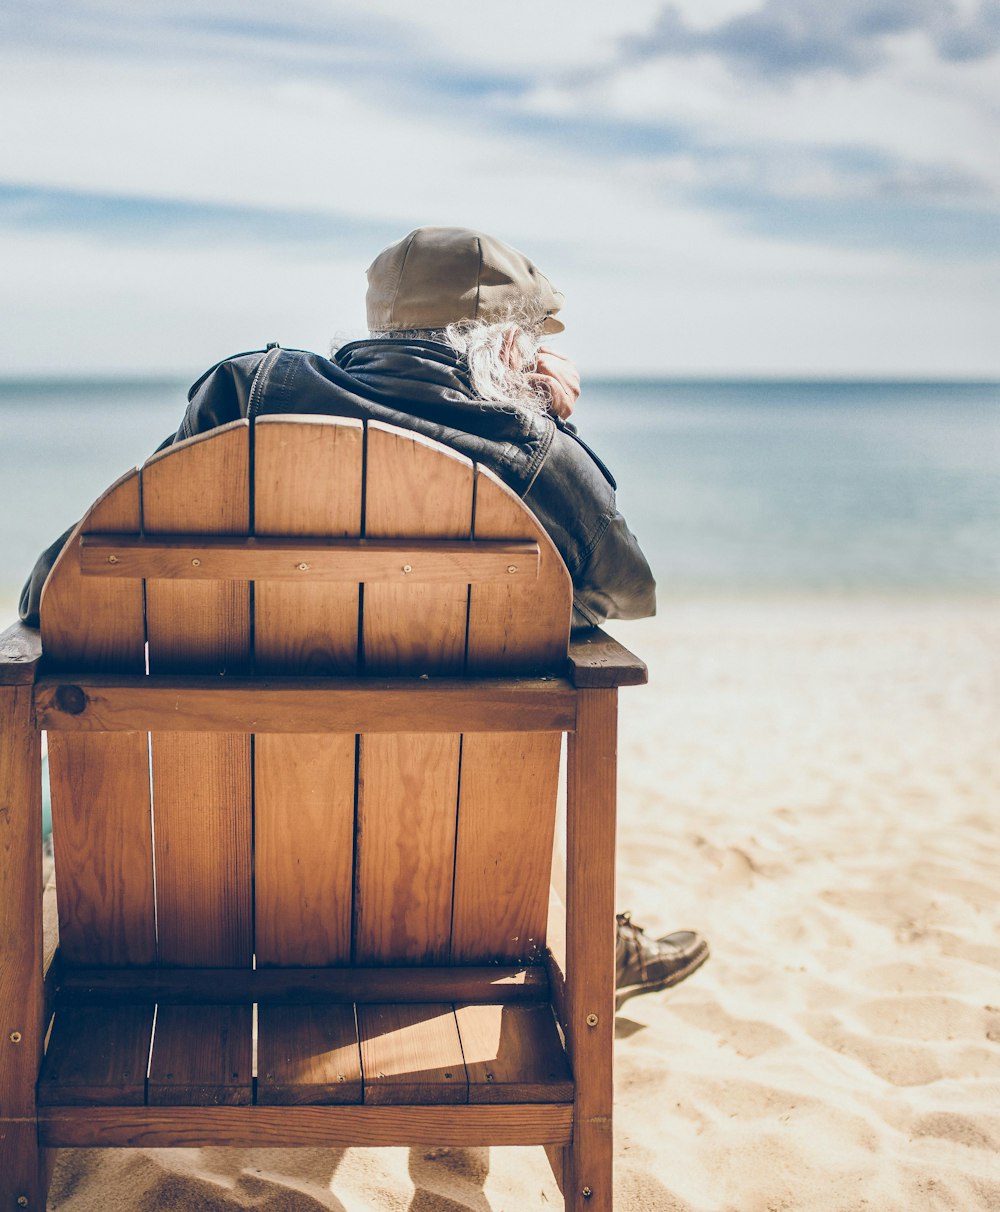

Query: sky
[{"left": 1, "top": 0, "right": 998, "bottom": 377}]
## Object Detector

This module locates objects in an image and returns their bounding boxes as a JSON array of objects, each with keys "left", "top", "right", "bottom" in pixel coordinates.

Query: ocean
[{"left": 2, "top": 376, "right": 999, "bottom": 602}]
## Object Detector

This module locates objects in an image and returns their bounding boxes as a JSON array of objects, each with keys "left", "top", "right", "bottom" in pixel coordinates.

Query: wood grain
[
  {"left": 455, "top": 1003, "right": 573, "bottom": 1104},
  {"left": 254, "top": 732, "right": 355, "bottom": 966},
  {"left": 253, "top": 417, "right": 360, "bottom": 970},
  {"left": 47, "top": 732, "right": 155, "bottom": 966},
  {"left": 40, "top": 468, "right": 145, "bottom": 671},
  {"left": 254, "top": 415, "right": 363, "bottom": 676},
  {"left": 362, "top": 421, "right": 473, "bottom": 675},
  {"left": 467, "top": 466, "right": 571, "bottom": 675},
  {"left": 358, "top": 1004, "right": 467, "bottom": 1105},
  {"left": 564, "top": 688, "right": 618, "bottom": 1212},
  {"left": 38, "top": 1005, "right": 153, "bottom": 1106},
  {"left": 451, "top": 732, "right": 561, "bottom": 963},
  {"left": 81, "top": 535, "right": 539, "bottom": 585},
  {"left": 150, "top": 732, "right": 252, "bottom": 966},
  {"left": 35, "top": 677, "right": 577, "bottom": 735},
  {"left": 257, "top": 1004, "right": 362, "bottom": 1105},
  {"left": 0, "top": 620, "right": 42, "bottom": 684},
  {"left": 42, "top": 469, "right": 154, "bottom": 970},
  {"left": 0, "top": 686, "right": 43, "bottom": 1119},
  {"left": 142, "top": 422, "right": 252, "bottom": 968},
  {"left": 567, "top": 628, "right": 648, "bottom": 688},
  {"left": 58, "top": 964, "right": 549, "bottom": 1005},
  {"left": 355, "top": 733, "right": 460, "bottom": 964},
  {"left": 147, "top": 1005, "right": 252, "bottom": 1107},
  {"left": 39, "top": 1103, "right": 574, "bottom": 1148}
]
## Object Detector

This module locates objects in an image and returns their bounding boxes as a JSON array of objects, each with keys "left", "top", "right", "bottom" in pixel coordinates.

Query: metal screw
[
  {"left": 107, "top": 554, "right": 118, "bottom": 564},
  {"left": 191, "top": 557, "right": 201, "bottom": 567},
  {"left": 17, "top": 1197, "right": 29, "bottom": 1208},
  {"left": 402, "top": 564, "right": 413, "bottom": 574},
  {"left": 507, "top": 564, "right": 517, "bottom": 574},
  {"left": 9, "top": 1031, "right": 22, "bottom": 1044},
  {"left": 586, "top": 1013, "right": 599, "bottom": 1027},
  {"left": 298, "top": 562, "right": 310, "bottom": 571},
  {"left": 582, "top": 1187, "right": 593, "bottom": 1199}
]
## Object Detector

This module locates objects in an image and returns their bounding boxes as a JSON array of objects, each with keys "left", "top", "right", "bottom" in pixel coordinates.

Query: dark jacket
[{"left": 20, "top": 340, "right": 655, "bottom": 630}]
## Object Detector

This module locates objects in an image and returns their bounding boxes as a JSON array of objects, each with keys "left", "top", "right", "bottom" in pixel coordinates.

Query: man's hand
[{"left": 528, "top": 346, "right": 580, "bottom": 420}]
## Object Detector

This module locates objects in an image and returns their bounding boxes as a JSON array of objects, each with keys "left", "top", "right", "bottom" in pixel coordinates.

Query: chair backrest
[{"left": 40, "top": 416, "right": 573, "bottom": 973}]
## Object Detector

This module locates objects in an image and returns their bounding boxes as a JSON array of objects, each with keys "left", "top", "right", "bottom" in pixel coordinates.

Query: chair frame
[{"left": 0, "top": 569, "right": 645, "bottom": 1212}]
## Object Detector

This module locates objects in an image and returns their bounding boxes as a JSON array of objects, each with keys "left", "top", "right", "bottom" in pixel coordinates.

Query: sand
[{"left": 26, "top": 595, "right": 1000, "bottom": 1211}]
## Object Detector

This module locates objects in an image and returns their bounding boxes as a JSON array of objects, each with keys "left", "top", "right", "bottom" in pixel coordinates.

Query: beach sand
[{"left": 24, "top": 596, "right": 1000, "bottom": 1211}]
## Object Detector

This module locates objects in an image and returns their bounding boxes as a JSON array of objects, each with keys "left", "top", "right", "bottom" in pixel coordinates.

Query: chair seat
[{"left": 38, "top": 998, "right": 574, "bottom": 1109}]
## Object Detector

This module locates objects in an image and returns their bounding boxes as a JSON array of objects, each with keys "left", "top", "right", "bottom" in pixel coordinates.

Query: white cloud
[{"left": 0, "top": 2, "right": 997, "bottom": 375}]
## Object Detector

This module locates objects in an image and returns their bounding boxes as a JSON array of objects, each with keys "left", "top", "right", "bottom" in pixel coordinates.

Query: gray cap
[{"left": 366, "top": 226, "right": 565, "bottom": 334}]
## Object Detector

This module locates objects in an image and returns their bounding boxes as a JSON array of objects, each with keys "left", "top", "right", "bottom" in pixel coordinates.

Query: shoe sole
[{"left": 615, "top": 942, "right": 710, "bottom": 1010}]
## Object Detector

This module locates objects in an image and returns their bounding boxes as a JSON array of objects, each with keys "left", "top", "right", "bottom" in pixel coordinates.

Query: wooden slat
[
  {"left": 0, "top": 687, "right": 43, "bottom": 1119},
  {"left": 149, "top": 733, "right": 253, "bottom": 966},
  {"left": 47, "top": 732, "right": 155, "bottom": 966},
  {"left": 257, "top": 1005, "right": 362, "bottom": 1105},
  {"left": 58, "top": 964, "right": 550, "bottom": 1005},
  {"left": 142, "top": 422, "right": 251, "bottom": 675},
  {"left": 358, "top": 1004, "right": 467, "bottom": 1105},
  {"left": 147, "top": 1005, "right": 252, "bottom": 1106},
  {"left": 254, "top": 733, "right": 355, "bottom": 967},
  {"left": 0, "top": 619, "right": 42, "bottom": 684},
  {"left": 564, "top": 688, "right": 618, "bottom": 1212},
  {"left": 467, "top": 466, "right": 571, "bottom": 675},
  {"left": 40, "top": 468, "right": 145, "bottom": 671},
  {"left": 451, "top": 732, "right": 561, "bottom": 963},
  {"left": 362, "top": 421, "right": 473, "bottom": 675},
  {"left": 456, "top": 1003, "right": 573, "bottom": 1104},
  {"left": 42, "top": 470, "right": 155, "bottom": 971},
  {"left": 253, "top": 416, "right": 363, "bottom": 676},
  {"left": 80, "top": 535, "right": 540, "bottom": 584},
  {"left": 354, "top": 733, "right": 460, "bottom": 964},
  {"left": 568, "top": 627, "right": 648, "bottom": 688},
  {"left": 142, "top": 422, "right": 252, "bottom": 968},
  {"left": 39, "top": 1103, "right": 574, "bottom": 1148},
  {"left": 0, "top": 1120, "right": 48, "bottom": 1207},
  {"left": 38, "top": 1005, "right": 153, "bottom": 1106},
  {"left": 253, "top": 417, "right": 360, "bottom": 971},
  {"left": 35, "top": 676, "right": 577, "bottom": 735}
]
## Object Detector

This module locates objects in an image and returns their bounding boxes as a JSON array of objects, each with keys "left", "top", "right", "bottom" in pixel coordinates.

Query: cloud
[
  {"left": 0, "top": 183, "right": 402, "bottom": 251},
  {"left": 622, "top": 0, "right": 1000, "bottom": 79}
]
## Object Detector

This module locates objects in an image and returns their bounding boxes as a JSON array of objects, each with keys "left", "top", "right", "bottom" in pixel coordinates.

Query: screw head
[
  {"left": 17, "top": 1196, "right": 29, "bottom": 1207},
  {"left": 582, "top": 1187, "right": 593, "bottom": 1199},
  {"left": 507, "top": 564, "right": 517, "bottom": 574},
  {"left": 9, "top": 1031, "right": 22, "bottom": 1044},
  {"left": 402, "top": 563, "right": 413, "bottom": 574},
  {"left": 191, "top": 557, "right": 201, "bottom": 567},
  {"left": 107, "top": 554, "right": 118, "bottom": 564},
  {"left": 297, "top": 562, "right": 310, "bottom": 571},
  {"left": 586, "top": 1013, "right": 599, "bottom": 1027}
]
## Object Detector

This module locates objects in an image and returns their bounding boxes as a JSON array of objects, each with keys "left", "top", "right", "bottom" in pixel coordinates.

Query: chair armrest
[
  {"left": 566, "top": 627, "right": 647, "bottom": 688},
  {"left": 0, "top": 620, "right": 43, "bottom": 684}
]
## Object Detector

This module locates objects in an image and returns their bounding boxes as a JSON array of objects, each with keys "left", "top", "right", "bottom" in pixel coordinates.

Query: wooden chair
[{"left": 0, "top": 416, "right": 646, "bottom": 1211}]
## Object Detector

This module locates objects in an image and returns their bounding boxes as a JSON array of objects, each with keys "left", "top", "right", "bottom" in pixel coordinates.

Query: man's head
[{"left": 366, "top": 226, "right": 564, "bottom": 335}]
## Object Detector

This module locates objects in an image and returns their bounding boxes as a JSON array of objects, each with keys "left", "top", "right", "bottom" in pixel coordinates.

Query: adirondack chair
[{"left": 0, "top": 416, "right": 647, "bottom": 1211}]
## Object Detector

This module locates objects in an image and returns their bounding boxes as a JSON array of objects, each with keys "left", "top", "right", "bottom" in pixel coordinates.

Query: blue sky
[{"left": 1, "top": 0, "right": 998, "bottom": 375}]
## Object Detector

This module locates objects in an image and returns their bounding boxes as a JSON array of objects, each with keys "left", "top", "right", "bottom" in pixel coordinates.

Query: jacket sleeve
[
  {"left": 570, "top": 510, "right": 656, "bottom": 629},
  {"left": 522, "top": 425, "right": 656, "bottom": 631}
]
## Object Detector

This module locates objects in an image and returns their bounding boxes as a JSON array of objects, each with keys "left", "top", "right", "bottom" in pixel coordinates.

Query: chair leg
[
  {"left": 0, "top": 686, "right": 47, "bottom": 1210},
  {"left": 563, "top": 688, "right": 618, "bottom": 1212}
]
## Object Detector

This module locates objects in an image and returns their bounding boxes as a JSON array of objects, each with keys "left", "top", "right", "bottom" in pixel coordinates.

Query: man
[{"left": 21, "top": 225, "right": 709, "bottom": 1001}]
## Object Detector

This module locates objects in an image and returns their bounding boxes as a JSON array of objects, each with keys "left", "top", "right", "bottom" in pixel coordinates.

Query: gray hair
[{"left": 368, "top": 316, "right": 550, "bottom": 416}]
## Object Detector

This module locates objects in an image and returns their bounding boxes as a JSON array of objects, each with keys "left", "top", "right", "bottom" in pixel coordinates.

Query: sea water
[{"left": 1, "top": 376, "right": 998, "bottom": 599}]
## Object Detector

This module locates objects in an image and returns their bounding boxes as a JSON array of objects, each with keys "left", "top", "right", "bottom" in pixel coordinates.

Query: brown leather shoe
[{"left": 615, "top": 912, "right": 710, "bottom": 1007}]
